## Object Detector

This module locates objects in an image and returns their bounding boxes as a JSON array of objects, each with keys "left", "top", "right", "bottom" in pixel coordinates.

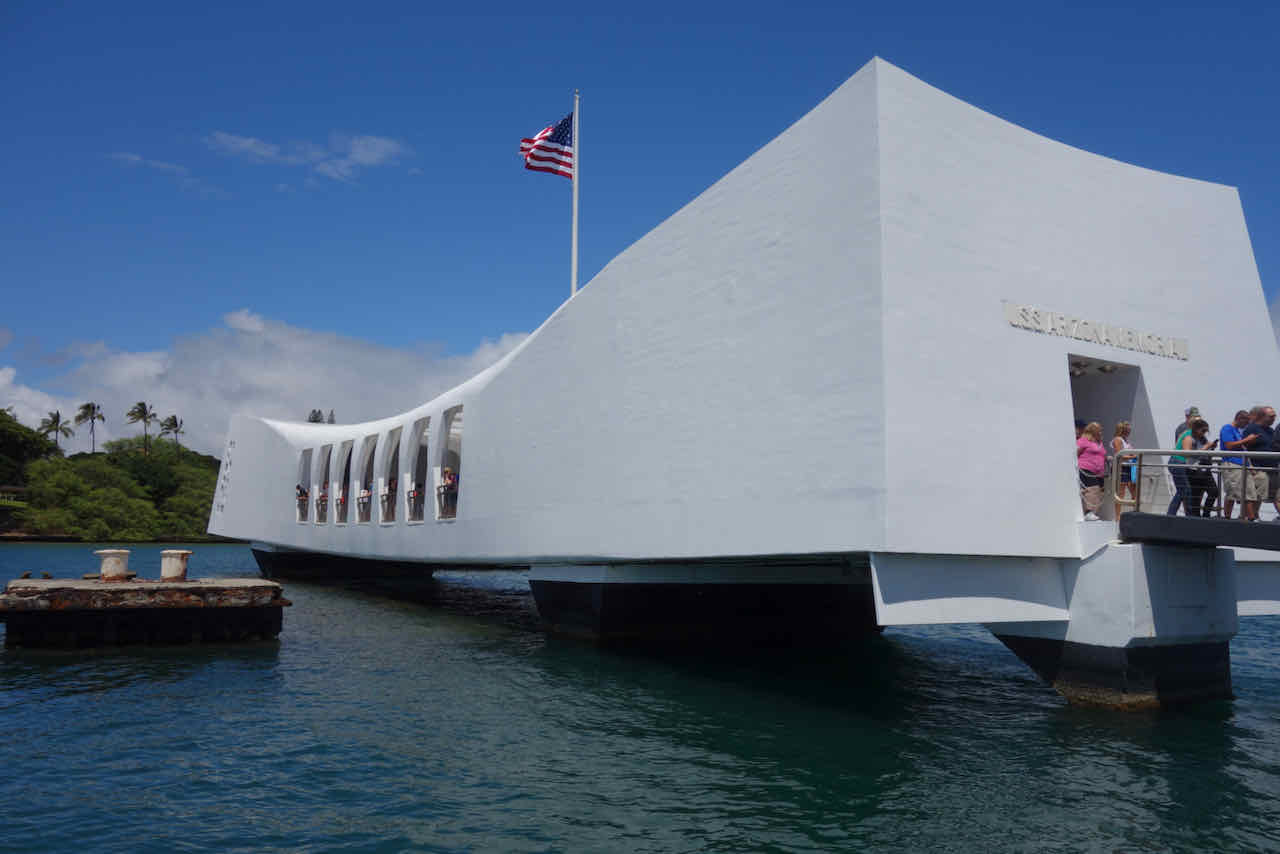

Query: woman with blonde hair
[
  {"left": 1077, "top": 421, "right": 1107, "bottom": 521},
  {"left": 1111, "top": 421, "right": 1135, "bottom": 517}
]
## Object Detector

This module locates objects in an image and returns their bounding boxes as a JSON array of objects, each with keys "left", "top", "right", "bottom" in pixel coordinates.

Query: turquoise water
[{"left": 2, "top": 543, "right": 1278, "bottom": 852}]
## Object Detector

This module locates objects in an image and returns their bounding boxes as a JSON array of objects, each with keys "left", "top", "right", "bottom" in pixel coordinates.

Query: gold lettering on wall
[{"left": 1002, "top": 301, "right": 1189, "bottom": 361}]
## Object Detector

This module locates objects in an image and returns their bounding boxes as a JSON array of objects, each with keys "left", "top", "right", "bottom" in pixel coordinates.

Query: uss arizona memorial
[{"left": 209, "top": 58, "right": 1280, "bottom": 708}]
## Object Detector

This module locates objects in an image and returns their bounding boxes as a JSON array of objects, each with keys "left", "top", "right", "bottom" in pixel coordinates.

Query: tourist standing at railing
[
  {"left": 1241, "top": 406, "right": 1277, "bottom": 522},
  {"left": 1077, "top": 422, "right": 1106, "bottom": 521},
  {"left": 1168, "top": 421, "right": 1195, "bottom": 516},
  {"left": 1271, "top": 427, "right": 1280, "bottom": 520},
  {"left": 1184, "top": 419, "right": 1219, "bottom": 517},
  {"left": 1111, "top": 421, "right": 1136, "bottom": 518},
  {"left": 1220, "top": 410, "right": 1252, "bottom": 519}
]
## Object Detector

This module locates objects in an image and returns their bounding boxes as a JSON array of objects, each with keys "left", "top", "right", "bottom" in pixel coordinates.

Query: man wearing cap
[
  {"left": 1241, "top": 406, "right": 1277, "bottom": 522},
  {"left": 1174, "top": 406, "right": 1201, "bottom": 446}
]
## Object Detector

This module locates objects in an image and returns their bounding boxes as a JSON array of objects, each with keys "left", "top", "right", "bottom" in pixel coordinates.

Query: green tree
[
  {"left": 37, "top": 410, "right": 75, "bottom": 450},
  {"left": 307, "top": 409, "right": 325, "bottom": 423},
  {"left": 159, "top": 414, "right": 185, "bottom": 453},
  {"left": 126, "top": 401, "right": 157, "bottom": 455},
  {"left": 18, "top": 435, "right": 224, "bottom": 541},
  {"left": 74, "top": 402, "right": 106, "bottom": 453},
  {"left": 0, "top": 409, "right": 59, "bottom": 484}
]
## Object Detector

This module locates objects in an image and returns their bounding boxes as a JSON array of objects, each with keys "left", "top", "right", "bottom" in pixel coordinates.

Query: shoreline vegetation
[{"left": 1, "top": 407, "right": 227, "bottom": 543}]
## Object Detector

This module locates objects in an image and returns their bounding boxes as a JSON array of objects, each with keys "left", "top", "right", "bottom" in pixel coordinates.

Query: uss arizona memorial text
[{"left": 1003, "top": 301, "right": 1190, "bottom": 360}]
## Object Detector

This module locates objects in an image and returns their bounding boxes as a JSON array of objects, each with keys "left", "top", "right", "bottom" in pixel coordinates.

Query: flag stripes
[{"left": 520, "top": 112, "right": 574, "bottom": 179}]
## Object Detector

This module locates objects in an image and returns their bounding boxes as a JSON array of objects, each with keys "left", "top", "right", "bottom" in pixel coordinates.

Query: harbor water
[{"left": 2, "top": 543, "right": 1278, "bottom": 852}]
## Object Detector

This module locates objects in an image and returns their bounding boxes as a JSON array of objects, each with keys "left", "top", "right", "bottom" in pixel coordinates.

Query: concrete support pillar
[
  {"left": 991, "top": 542, "right": 1237, "bottom": 709},
  {"left": 160, "top": 549, "right": 193, "bottom": 581},
  {"left": 94, "top": 549, "right": 131, "bottom": 582},
  {"left": 528, "top": 560, "right": 879, "bottom": 643}
]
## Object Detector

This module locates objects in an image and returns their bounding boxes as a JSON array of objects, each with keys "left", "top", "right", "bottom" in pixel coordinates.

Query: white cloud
[
  {"left": 1, "top": 313, "right": 527, "bottom": 457},
  {"left": 206, "top": 130, "right": 411, "bottom": 183},
  {"left": 110, "top": 151, "right": 189, "bottom": 176},
  {"left": 204, "top": 131, "right": 283, "bottom": 163},
  {"left": 0, "top": 366, "right": 65, "bottom": 429},
  {"left": 342, "top": 134, "right": 407, "bottom": 167},
  {"left": 109, "top": 152, "right": 224, "bottom": 198},
  {"left": 223, "top": 308, "right": 266, "bottom": 332}
]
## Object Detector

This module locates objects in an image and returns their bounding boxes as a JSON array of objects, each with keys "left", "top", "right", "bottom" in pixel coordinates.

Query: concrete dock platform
[{"left": 0, "top": 578, "right": 289, "bottom": 648}]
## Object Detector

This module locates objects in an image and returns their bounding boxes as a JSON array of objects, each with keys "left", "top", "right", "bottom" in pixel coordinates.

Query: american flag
[{"left": 520, "top": 112, "right": 574, "bottom": 179}]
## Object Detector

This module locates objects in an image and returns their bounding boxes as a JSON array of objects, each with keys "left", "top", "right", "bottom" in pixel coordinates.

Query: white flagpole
[{"left": 570, "top": 89, "right": 580, "bottom": 297}]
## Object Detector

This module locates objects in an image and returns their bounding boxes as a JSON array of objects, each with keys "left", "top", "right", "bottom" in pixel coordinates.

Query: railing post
[{"left": 1135, "top": 453, "right": 1144, "bottom": 512}]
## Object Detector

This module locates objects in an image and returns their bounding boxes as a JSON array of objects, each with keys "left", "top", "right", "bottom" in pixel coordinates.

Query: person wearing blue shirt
[
  {"left": 1241, "top": 406, "right": 1277, "bottom": 522},
  {"left": 1219, "top": 410, "right": 1252, "bottom": 519}
]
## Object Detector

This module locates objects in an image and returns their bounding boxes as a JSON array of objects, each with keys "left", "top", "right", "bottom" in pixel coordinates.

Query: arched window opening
[
  {"left": 315, "top": 444, "right": 332, "bottom": 523},
  {"left": 335, "top": 440, "right": 353, "bottom": 524},
  {"left": 357, "top": 434, "right": 377, "bottom": 523},
  {"left": 380, "top": 427, "right": 403, "bottom": 523},
  {"left": 436, "top": 406, "right": 463, "bottom": 520},
  {"left": 296, "top": 449, "right": 312, "bottom": 522},
  {"left": 407, "top": 417, "right": 430, "bottom": 522}
]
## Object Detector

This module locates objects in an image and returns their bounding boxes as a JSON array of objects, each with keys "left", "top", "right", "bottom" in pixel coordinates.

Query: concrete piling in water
[{"left": 0, "top": 548, "right": 290, "bottom": 648}]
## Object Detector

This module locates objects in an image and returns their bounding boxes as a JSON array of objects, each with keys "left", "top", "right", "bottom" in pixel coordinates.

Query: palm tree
[
  {"left": 159, "top": 414, "right": 185, "bottom": 453},
  {"left": 74, "top": 402, "right": 106, "bottom": 453},
  {"left": 126, "top": 401, "right": 157, "bottom": 455},
  {"left": 37, "top": 410, "right": 75, "bottom": 450}
]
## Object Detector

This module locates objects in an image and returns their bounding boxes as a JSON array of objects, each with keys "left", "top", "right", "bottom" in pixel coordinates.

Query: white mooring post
[
  {"left": 94, "top": 549, "right": 130, "bottom": 582},
  {"left": 160, "top": 549, "right": 193, "bottom": 582}
]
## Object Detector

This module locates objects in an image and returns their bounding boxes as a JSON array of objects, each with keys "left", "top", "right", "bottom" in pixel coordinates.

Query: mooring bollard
[
  {"left": 160, "top": 549, "right": 193, "bottom": 582},
  {"left": 94, "top": 549, "right": 131, "bottom": 582}
]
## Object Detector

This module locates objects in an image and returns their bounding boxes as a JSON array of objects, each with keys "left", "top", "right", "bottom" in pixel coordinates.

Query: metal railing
[{"left": 1113, "top": 448, "right": 1280, "bottom": 518}]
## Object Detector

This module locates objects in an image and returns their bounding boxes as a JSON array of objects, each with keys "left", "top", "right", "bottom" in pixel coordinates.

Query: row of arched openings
[{"left": 294, "top": 406, "right": 463, "bottom": 526}]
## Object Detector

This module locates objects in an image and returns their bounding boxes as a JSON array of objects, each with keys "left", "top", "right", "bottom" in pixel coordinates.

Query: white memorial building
[{"left": 209, "top": 58, "right": 1280, "bottom": 708}]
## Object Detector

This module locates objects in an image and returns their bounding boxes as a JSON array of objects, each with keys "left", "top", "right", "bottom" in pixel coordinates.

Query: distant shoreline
[{"left": 0, "top": 534, "right": 246, "bottom": 545}]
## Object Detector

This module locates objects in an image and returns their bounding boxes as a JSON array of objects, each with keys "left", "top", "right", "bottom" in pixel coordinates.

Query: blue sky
[{"left": 2, "top": 0, "right": 1278, "bottom": 452}]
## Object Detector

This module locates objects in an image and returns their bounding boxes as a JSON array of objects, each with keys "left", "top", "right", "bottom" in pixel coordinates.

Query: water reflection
[{"left": 0, "top": 642, "right": 281, "bottom": 706}]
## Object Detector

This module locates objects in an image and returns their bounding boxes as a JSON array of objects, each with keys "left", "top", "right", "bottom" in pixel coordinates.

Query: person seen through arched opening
[
  {"left": 1184, "top": 419, "right": 1219, "bottom": 518},
  {"left": 440, "top": 467, "right": 459, "bottom": 517},
  {"left": 1111, "top": 421, "right": 1135, "bottom": 518},
  {"left": 1077, "top": 421, "right": 1106, "bottom": 521}
]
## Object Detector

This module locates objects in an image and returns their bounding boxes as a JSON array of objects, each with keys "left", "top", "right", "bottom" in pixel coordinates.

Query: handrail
[
  {"left": 1112, "top": 448, "right": 1280, "bottom": 515},
  {"left": 1117, "top": 449, "right": 1280, "bottom": 460}
]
